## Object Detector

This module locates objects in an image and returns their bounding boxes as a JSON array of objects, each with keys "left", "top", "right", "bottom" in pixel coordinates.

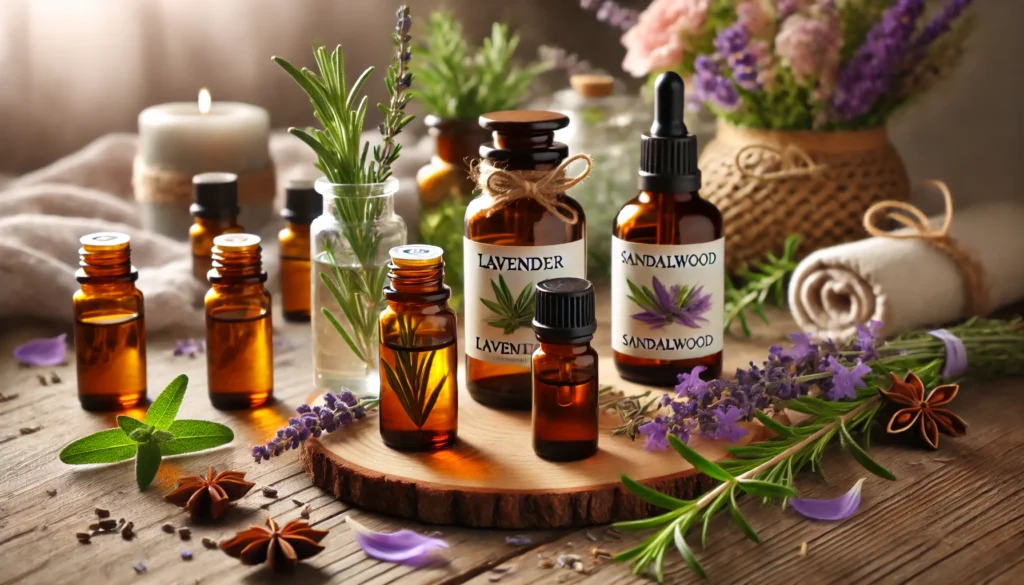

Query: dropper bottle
[{"left": 610, "top": 71, "right": 724, "bottom": 387}]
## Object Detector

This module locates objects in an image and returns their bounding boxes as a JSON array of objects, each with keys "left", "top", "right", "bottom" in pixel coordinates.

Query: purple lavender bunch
[
  {"left": 251, "top": 390, "right": 374, "bottom": 463},
  {"left": 692, "top": 56, "right": 741, "bottom": 111},
  {"left": 580, "top": 0, "right": 639, "bottom": 32},
  {"left": 628, "top": 277, "right": 713, "bottom": 329},
  {"left": 714, "top": 23, "right": 761, "bottom": 91},
  {"left": 915, "top": 0, "right": 975, "bottom": 50},
  {"left": 830, "top": 0, "right": 926, "bottom": 121}
]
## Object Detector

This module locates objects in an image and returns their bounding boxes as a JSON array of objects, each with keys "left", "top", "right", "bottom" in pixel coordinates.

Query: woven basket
[{"left": 700, "top": 121, "right": 910, "bottom": 272}]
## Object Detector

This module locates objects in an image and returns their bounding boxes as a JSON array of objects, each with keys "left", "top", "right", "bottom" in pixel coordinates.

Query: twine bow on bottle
[
  {"left": 863, "top": 180, "right": 990, "bottom": 317},
  {"left": 470, "top": 153, "right": 593, "bottom": 225},
  {"left": 734, "top": 144, "right": 828, "bottom": 181}
]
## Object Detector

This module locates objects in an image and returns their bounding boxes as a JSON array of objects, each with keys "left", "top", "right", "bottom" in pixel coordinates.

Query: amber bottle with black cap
[
  {"left": 190, "top": 172, "right": 244, "bottom": 282},
  {"left": 463, "top": 111, "right": 587, "bottom": 410},
  {"left": 279, "top": 179, "right": 318, "bottom": 322},
  {"left": 611, "top": 72, "right": 724, "bottom": 387}
]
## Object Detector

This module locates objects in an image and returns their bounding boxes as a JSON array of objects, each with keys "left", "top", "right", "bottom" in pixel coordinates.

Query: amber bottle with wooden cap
[
  {"left": 612, "top": 72, "right": 724, "bottom": 387},
  {"left": 378, "top": 244, "right": 458, "bottom": 450},
  {"left": 74, "top": 232, "right": 147, "bottom": 410},
  {"left": 190, "top": 172, "right": 244, "bottom": 282},
  {"left": 463, "top": 111, "right": 588, "bottom": 410},
  {"left": 531, "top": 277, "right": 599, "bottom": 461},
  {"left": 279, "top": 180, "right": 318, "bottom": 322},
  {"left": 205, "top": 233, "right": 273, "bottom": 409},
  {"left": 415, "top": 115, "right": 489, "bottom": 208}
]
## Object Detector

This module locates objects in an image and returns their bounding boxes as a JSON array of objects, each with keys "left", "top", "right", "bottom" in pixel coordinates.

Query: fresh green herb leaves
[
  {"left": 724, "top": 234, "right": 802, "bottom": 337},
  {"left": 58, "top": 375, "right": 233, "bottom": 490},
  {"left": 380, "top": 316, "right": 449, "bottom": 428},
  {"left": 411, "top": 11, "right": 549, "bottom": 120},
  {"left": 481, "top": 276, "right": 534, "bottom": 334}
]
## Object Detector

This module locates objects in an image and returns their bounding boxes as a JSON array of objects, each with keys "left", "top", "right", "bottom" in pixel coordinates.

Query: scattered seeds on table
[
  {"left": 605, "top": 527, "right": 622, "bottom": 540},
  {"left": 19, "top": 426, "right": 42, "bottom": 435},
  {"left": 36, "top": 375, "right": 47, "bottom": 386},
  {"left": 181, "top": 550, "right": 193, "bottom": 561},
  {"left": 556, "top": 554, "right": 582, "bottom": 569},
  {"left": 0, "top": 392, "right": 19, "bottom": 403},
  {"left": 45, "top": 489, "right": 56, "bottom": 497},
  {"left": 564, "top": 541, "right": 574, "bottom": 548},
  {"left": 201, "top": 537, "right": 218, "bottom": 550},
  {"left": 800, "top": 542, "right": 808, "bottom": 557},
  {"left": 300, "top": 505, "right": 311, "bottom": 519},
  {"left": 538, "top": 559, "right": 555, "bottom": 569},
  {"left": 121, "top": 522, "right": 135, "bottom": 540},
  {"left": 585, "top": 530, "right": 598, "bottom": 541},
  {"left": 0, "top": 435, "right": 16, "bottom": 445},
  {"left": 162, "top": 523, "right": 176, "bottom": 534},
  {"left": 592, "top": 547, "right": 612, "bottom": 560},
  {"left": 261, "top": 486, "right": 278, "bottom": 498},
  {"left": 132, "top": 563, "right": 147, "bottom": 574},
  {"left": 76, "top": 532, "right": 91, "bottom": 544},
  {"left": 178, "top": 527, "right": 192, "bottom": 540},
  {"left": 95, "top": 508, "right": 110, "bottom": 518},
  {"left": 506, "top": 534, "right": 531, "bottom": 546},
  {"left": 50, "top": 372, "right": 62, "bottom": 384},
  {"left": 292, "top": 498, "right": 304, "bottom": 506}
]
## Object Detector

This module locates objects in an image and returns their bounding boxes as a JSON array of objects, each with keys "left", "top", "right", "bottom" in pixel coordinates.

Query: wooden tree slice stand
[{"left": 302, "top": 358, "right": 763, "bottom": 529}]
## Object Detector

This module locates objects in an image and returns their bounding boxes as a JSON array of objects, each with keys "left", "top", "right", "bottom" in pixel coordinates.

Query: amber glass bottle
[
  {"left": 464, "top": 111, "right": 587, "bottom": 410},
  {"left": 190, "top": 172, "right": 243, "bottom": 282},
  {"left": 532, "top": 278, "right": 599, "bottom": 461},
  {"left": 205, "top": 233, "right": 273, "bottom": 409},
  {"left": 612, "top": 72, "right": 724, "bottom": 387},
  {"left": 279, "top": 180, "right": 318, "bottom": 322},
  {"left": 415, "top": 115, "right": 489, "bottom": 208},
  {"left": 74, "top": 232, "right": 147, "bottom": 411},
  {"left": 378, "top": 245, "right": 458, "bottom": 451}
]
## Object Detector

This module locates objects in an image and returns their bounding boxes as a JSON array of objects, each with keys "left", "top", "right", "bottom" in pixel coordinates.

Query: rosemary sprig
[
  {"left": 273, "top": 7, "right": 414, "bottom": 371},
  {"left": 380, "top": 316, "right": 449, "bottom": 428},
  {"left": 481, "top": 275, "right": 534, "bottom": 334},
  {"left": 724, "top": 234, "right": 801, "bottom": 338}
]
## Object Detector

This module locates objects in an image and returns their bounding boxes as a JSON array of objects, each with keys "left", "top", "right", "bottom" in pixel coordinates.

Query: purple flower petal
[
  {"left": 14, "top": 334, "right": 67, "bottom": 366},
  {"left": 790, "top": 478, "right": 866, "bottom": 521},
  {"left": 348, "top": 518, "right": 449, "bottom": 567},
  {"left": 506, "top": 535, "right": 531, "bottom": 546},
  {"left": 172, "top": 338, "right": 205, "bottom": 357},
  {"left": 651, "top": 277, "right": 674, "bottom": 314},
  {"left": 675, "top": 366, "right": 709, "bottom": 400},
  {"left": 638, "top": 417, "right": 670, "bottom": 451}
]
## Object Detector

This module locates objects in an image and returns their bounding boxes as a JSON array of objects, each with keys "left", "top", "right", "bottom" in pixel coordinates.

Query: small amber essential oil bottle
[
  {"left": 190, "top": 172, "right": 244, "bottom": 282},
  {"left": 531, "top": 277, "right": 599, "bottom": 461},
  {"left": 278, "top": 180, "right": 318, "bottom": 322},
  {"left": 464, "top": 111, "right": 587, "bottom": 410},
  {"left": 74, "top": 232, "right": 147, "bottom": 411},
  {"left": 205, "top": 233, "right": 273, "bottom": 409},
  {"left": 379, "top": 245, "right": 459, "bottom": 451},
  {"left": 612, "top": 72, "right": 724, "bottom": 387}
]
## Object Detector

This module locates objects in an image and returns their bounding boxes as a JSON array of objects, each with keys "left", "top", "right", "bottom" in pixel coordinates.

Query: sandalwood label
[
  {"left": 611, "top": 237, "right": 725, "bottom": 360},
  {"left": 463, "top": 238, "right": 586, "bottom": 366}
]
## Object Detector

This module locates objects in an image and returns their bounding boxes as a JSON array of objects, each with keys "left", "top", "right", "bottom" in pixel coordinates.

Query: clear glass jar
[{"left": 311, "top": 178, "right": 407, "bottom": 397}]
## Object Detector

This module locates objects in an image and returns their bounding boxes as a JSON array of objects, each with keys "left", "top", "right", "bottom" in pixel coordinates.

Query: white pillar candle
[{"left": 135, "top": 89, "right": 274, "bottom": 239}]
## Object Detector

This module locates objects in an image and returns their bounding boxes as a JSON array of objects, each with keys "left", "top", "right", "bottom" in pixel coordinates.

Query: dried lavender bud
[
  {"left": 181, "top": 550, "right": 193, "bottom": 561},
  {"left": 584, "top": 530, "right": 598, "bottom": 541},
  {"left": 161, "top": 523, "right": 176, "bottom": 534},
  {"left": 0, "top": 392, "right": 19, "bottom": 403},
  {"left": 95, "top": 508, "right": 110, "bottom": 518},
  {"left": 178, "top": 527, "right": 192, "bottom": 540},
  {"left": 201, "top": 537, "right": 218, "bottom": 550},
  {"left": 76, "top": 532, "right": 91, "bottom": 544},
  {"left": 50, "top": 372, "right": 61, "bottom": 384},
  {"left": 45, "top": 489, "right": 56, "bottom": 497},
  {"left": 261, "top": 486, "right": 278, "bottom": 498},
  {"left": 506, "top": 535, "right": 531, "bottom": 546},
  {"left": 291, "top": 498, "right": 304, "bottom": 506},
  {"left": 538, "top": 559, "right": 555, "bottom": 569},
  {"left": 36, "top": 374, "right": 48, "bottom": 386},
  {"left": 19, "top": 426, "right": 41, "bottom": 435},
  {"left": 132, "top": 562, "right": 147, "bottom": 574},
  {"left": 96, "top": 519, "right": 117, "bottom": 531},
  {"left": 300, "top": 505, "right": 311, "bottom": 519}
]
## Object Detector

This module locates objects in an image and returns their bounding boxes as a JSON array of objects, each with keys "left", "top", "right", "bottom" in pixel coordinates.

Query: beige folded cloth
[{"left": 788, "top": 201, "right": 1024, "bottom": 339}]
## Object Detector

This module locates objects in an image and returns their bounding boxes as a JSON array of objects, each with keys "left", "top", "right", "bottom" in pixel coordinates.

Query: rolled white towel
[{"left": 788, "top": 201, "right": 1024, "bottom": 339}]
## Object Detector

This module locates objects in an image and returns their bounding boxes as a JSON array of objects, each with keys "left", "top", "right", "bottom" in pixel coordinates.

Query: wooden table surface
[{"left": 2, "top": 306, "right": 1023, "bottom": 585}]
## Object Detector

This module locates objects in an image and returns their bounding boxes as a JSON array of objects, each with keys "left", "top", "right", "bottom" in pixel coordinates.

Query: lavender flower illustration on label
[{"left": 626, "top": 276, "right": 712, "bottom": 329}]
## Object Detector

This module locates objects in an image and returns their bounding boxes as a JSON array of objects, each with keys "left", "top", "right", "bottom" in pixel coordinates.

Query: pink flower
[
  {"left": 774, "top": 12, "right": 841, "bottom": 84},
  {"left": 737, "top": 0, "right": 774, "bottom": 37},
  {"left": 621, "top": 0, "right": 710, "bottom": 77}
]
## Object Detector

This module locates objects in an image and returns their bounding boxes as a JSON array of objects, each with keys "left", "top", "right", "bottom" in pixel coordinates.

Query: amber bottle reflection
[
  {"left": 205, "top": 233, "right": 273, "bottom": 409},
  {"left": 415, "top": 116, "right": 489, "bottom": 208},
  {"left": 465, "top": 111, "right": 586, "bottom": 410},
  {"left": 279, "top": 180, "right": 318, "bottom": 322},
  {"left": 379, "top": 245, "right": 458, "bottom": 451},
  {"left": 190, "top": 172, "right": 243, "bottom": 282},
  {"left": 532, "top": 278, "right": 598, "bottom": 461},
  {"left": 74, "top": 232, "right": 147, "bottom": 411}
]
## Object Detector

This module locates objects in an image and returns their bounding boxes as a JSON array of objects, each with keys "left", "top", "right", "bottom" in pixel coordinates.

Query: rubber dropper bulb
[{"left": 650, "top": 71, "right": 688, "bottom": 138}]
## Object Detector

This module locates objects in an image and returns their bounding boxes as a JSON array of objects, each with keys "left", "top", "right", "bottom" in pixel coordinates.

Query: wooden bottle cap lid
[
  {"left": 570, "top": 74, "right": 615, "bottom": 98},
  {"left": 479, "top": 110, "right": 569, "bottom": 134}
]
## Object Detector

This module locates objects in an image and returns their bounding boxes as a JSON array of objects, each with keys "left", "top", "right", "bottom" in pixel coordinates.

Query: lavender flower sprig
[
  {"left": 374, "top": 5, "right": 415, "bottom": 183},
  {"left": 580, "top": 0, "right": 639, "bottom": 32},
  {"left": 251, "top": 390, "right": 377, "bottom": 463}
]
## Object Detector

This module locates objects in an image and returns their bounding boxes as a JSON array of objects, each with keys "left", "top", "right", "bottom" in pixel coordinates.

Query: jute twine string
[
  {"left": 734, "top": 143, "right": 829, "bottom": 181},
  {"left": 132, "top": 156, "right": 276, "bottom": 205},
  {"left": 863, "top": 180, "right": 989, "bottom": 316},
  {"left": 470, "top": 153, "right": 593, "bottom": 225}
]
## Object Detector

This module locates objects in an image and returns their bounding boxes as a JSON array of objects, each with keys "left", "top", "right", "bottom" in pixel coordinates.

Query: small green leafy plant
[
  {"left": 724, "top": 234, "right": 802, "bottom": 337},
  {"left": 59, "top": 375, "right": 233, "bottom": 490},
  {"left": 419, "top": 198, "right": 468, "bottom": 310},
  {"left": 411, "top": 11, "right": 549, "bottom": 120},
  {"left": 481, "top": 276, "right": 534, "bottom": 334},
  {"left": 380, "top": 316, "right": 449, "bottom": 428}
]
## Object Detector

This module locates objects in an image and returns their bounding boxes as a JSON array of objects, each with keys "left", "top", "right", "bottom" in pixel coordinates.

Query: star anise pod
[
  {"left": 220, "top": 517, "right": 329, "bottom": 572},
  {"left": 164, "top": 467, "right": 255, "bottom": 520},
  {"left": 878, "top": 371, "right": 967, "bottom": 449}
]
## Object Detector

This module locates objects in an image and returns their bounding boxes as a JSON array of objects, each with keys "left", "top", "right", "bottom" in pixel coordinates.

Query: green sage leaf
[
  {"left": 620, "top": 474, "right": 690, "bottom": 510},
  {"left": 135, "top": 440, "right": 162, "bottom": 490},
  {"left": 127, "top": 427, "right": 153, "bottom": 443},
  {"left": 838, "top": 421, "right": 896, "bottom": 481},
  {"left": 151, "top": 430, "right": 175, "bottom": 444},
  {"left": 668, "top": 435, "right": 734, "bottom": 482},
  {"left": 59, "top": 429, "right": 138, "bottom": 465},
  {"left": 159, "top": 420, "right": 234, "bottom": 456},
  {"left": 117, "top": 415, "right": 147, "bottom": 437},
  {"left": 144, "top": 374, "right": 188, "bottom": 430}
]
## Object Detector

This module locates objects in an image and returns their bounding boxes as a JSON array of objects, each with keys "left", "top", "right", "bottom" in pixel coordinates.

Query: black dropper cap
[
  {"left": 532, "top": 278, "right": 597, "bottom": 343},
  {"left": 281, "top": 179, "right": 320, "bottom": 224},
  {"left": 638, "top": 71, "right": 701, "bottom": 193},
  {"left": 190, "top": 172, "right": 240, "bottom": 220}
]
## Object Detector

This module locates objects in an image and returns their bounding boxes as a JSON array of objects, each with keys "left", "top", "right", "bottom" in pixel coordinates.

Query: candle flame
[{"left": 198, "top": 88, "right": 211, "bottom": 114}]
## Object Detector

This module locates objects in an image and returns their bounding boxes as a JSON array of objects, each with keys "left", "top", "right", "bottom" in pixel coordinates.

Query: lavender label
[
  {"left": 464, "top": 238, "right": 586, "bottom": 366},
  {"left": 611, "top": 237, "right": 724, "bottom": 360}
]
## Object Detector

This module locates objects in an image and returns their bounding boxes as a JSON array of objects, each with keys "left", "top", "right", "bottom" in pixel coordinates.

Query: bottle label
[
  {"left": 464, "top": 238, "right": 586, "bottom": 366},
  {"left": 611, "top": 236, "right": 725, "bottom": 360}
]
